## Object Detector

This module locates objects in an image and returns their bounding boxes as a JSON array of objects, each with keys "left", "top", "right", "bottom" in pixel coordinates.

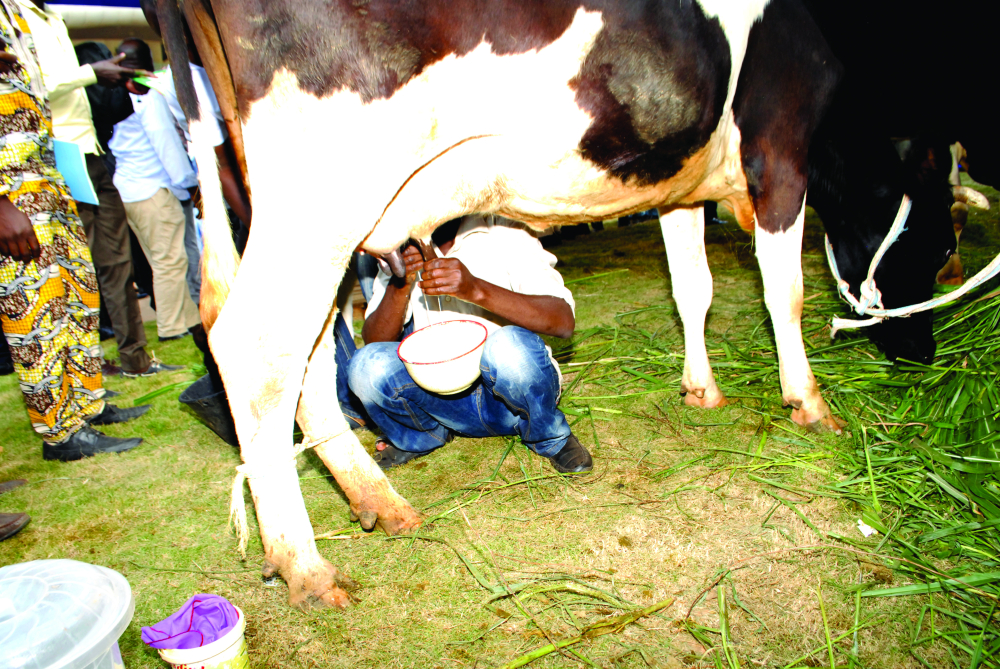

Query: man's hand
[
  {"left": 419, "top": 257, "right": 482, "bottom": 303},
  {"left": 0, "top": 196, "right": 40, "bottom": 263},
  {"left": 362, "top": 244, "right": 426, "bottom": 343},
  {"left": 188, "top": 186, "right": 203, "bottom": 219},
  {"left": 0, "top": 51, "right": 19, "bottom": 76},
  {"left": 91, "top": 53, "right": 148, "bottom": 87},
  {"left": 391, "top": 244, "right": 425, "bottom": 290}
]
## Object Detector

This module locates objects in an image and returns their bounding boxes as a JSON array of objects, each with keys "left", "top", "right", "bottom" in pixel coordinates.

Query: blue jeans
[
  {"left": 333, "top": 252, "right": 383, "bottom": 424},
  {"left": 347, "top": 326, "right": 571, "bottom": 456}
]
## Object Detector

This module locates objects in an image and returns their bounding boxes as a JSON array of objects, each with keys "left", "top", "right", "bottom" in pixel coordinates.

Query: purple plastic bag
[{"left": 141, "top": 594, "right": 239, "bottom": 649}]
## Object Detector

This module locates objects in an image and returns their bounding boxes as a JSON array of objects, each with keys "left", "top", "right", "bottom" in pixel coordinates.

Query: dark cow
[
  {"left": 807, "top": 107, "right": 957, "bottom": 363},
  {"left": 152, "top": 0, "right": 844, "bottom": 608},
  {"left": 802, "top": 0, "right": 1000, "bottom": 363}
]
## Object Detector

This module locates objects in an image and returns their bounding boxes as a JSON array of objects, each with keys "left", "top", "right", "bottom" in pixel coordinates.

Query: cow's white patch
[
  {"left": 240, "top": 7, "right": 606, "bottom": 253},
  {"left": 753, "top": 196, "right": 827, "bottom": 421},
  {"left": 189, "top": 118, "right": 239, "bottom": 329},
  {"left": 659, "top": 206, "right": 726, "bottom": 406},
  {"left": 695, "top": 0, "right": 770, "bottom": 113}
]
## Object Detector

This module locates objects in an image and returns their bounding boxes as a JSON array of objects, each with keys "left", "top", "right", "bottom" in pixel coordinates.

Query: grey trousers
[
  {"left": 76, "top": 154, "right": 151, "bottom": 372},
  {"left": 181, "top": 198, "right": 201, "bottom": 305}
]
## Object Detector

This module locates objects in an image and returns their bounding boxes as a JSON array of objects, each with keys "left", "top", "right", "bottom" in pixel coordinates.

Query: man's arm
[
  {"left": 362, "top": 246, "right": 424, "bottom": 344},
  {"left": 45, "top": 54, "right": 138, "bottom": 102},
  {"left": 419, "top": 258, "right": 575, "bottom": 339}
]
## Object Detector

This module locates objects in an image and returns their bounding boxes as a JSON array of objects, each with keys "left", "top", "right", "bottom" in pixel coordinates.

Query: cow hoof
[
  {"left": 683, "top": 387, "right": 728, "bottom": 408},
  {"left": 286, "top": 560, "right": 357, "bottom": 610},
  {"left": 790, "top": 406, "right": 844, "bottom": 435},
  {"left": 349, "top": 500, "right": 422, "bottom": 536}
]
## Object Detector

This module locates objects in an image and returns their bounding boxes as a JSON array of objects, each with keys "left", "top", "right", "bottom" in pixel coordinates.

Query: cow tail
[
  {"left": 158, "top": 0, "right": 239, "bottom": 331},
  {"left": 190, "top": 120, "right": 240, "bottom": 331}
]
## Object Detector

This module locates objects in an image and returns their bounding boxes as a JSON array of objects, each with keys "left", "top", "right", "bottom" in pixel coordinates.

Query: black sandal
[{"left": 372, "top": 438, "right": 432, "bottom": 469}]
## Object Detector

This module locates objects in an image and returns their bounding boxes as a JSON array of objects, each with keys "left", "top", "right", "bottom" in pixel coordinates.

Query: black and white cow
[
  {"left": 807, "top": 107, "right": 957, "bottom": 364},
  {"left": 801, "top": 0, "right": 999, "bottom": 363},
  {"left": 152, "top": 0, "right": 843, "bottom": 608}
]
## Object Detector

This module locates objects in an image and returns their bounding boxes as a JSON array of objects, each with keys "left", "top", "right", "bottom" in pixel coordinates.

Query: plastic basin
[
  {"left": 397, "top": 320, "right": 488, "bottom": 395},
  {"left": 0, "top": 559, "right": 134, "bottom": 669}
]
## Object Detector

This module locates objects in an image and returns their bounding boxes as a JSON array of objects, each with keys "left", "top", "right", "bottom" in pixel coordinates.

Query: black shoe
[
  {"left": 101, "top": 360, "right": 122, "bottom": 377},
  {"left": 373, "top": 439, "right": 433, "bottom": 469},
  {"left": 103, "top": 389, "right": 120, "bottom": 399},
  {"left": 43, "top": 426, "right": 142, "bottom": 462},
  {"left": 122, "top": 359, "right": 184, "bottom": 377},
  {"left": 99, "top": 326, "right": 116, "bottom": 341},
  {"left": 88, "top": 403, "right": 152, "bottom": 426},
  {"left": 0, "top": 360, "right": 13, "bottom": 376},
  {"left": 0, "top": 513, "right": 29, "bottom": 541},
  {"left": 548, "top": 433, "right": 593, "bottom": 473},
  {"left": 158, "top": 331, "right": 191, "bottom": 343}
]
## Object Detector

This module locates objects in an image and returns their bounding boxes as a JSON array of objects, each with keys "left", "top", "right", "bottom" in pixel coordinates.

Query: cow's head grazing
[
  {"left": 811, "top": 134, "right": 956, "bottom": 365},
  {"left": 864, "top": 139, "right": 958, "bottom": 363}
]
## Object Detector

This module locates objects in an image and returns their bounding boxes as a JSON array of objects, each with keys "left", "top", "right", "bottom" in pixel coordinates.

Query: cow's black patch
[
  {"left": 211, "top": 0, "right": 580, "bottom": 107},
  {"left": 733, "top": 0, "right": 840, "bottom": 233},
  {"left": 571, "top": 2, "right": 730, "bottom": 185}
]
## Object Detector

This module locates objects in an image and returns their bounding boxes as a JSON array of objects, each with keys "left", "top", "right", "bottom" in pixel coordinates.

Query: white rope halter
[{"left": 825, "top": 194, "right": 1000, "bottom": 337}]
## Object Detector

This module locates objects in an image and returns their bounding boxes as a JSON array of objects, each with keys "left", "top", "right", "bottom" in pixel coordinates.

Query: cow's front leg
[
  {"left": 210, "top": 235, "right": 355, "bottom": 609},
  {"left": 754, "top": 198, "right": 842, "bottom": 433},
  {"left": 659, "top": 206, "right": 727, "bottom": 408},
  {"left": 296, "top": 308, "right": 422, "bottom": 535}
]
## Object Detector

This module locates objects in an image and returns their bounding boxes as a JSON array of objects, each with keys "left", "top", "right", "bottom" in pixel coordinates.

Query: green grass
[{"left": 2, "top": 192, "right": 1000, "bottom": 667}]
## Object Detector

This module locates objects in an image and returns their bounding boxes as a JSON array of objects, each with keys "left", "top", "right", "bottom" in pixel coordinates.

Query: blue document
[{"left": 52, "top": 140, "right": 99, "bottom": 205}]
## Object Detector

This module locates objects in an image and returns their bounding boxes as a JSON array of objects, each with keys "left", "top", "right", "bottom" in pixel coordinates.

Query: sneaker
[
  {"left": 158, "top": 331, "right": 191, "bottom": 343},
  {"left": 87, "top": 403, "right": 152, "bottom": 426},
  {"left": 42, "top": 426, "right": 142, "bottom": 462},
  {"left": 122, "top": 359, "right": 184, "bottom": 378},
  {"left": 547, "top": 433, "right": 593, "bottom": 473}
]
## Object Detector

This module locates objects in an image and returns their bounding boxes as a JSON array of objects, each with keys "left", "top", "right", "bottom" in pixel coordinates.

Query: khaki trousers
[
  {"left": 123, "top": 188, "right": 201, "bottom": 338},
  {"left": 76, "top": 154, "right": 151, "bottom": 372}
]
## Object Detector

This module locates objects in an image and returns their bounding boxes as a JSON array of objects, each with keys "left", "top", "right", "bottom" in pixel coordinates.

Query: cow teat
[{"left": 373, "top": 248, "right": 407, "bottom": 278}]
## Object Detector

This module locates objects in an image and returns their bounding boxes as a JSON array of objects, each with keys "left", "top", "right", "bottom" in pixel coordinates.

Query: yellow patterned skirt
[{"left": 0, "top": 180, "right": 104, "bottom": 443}]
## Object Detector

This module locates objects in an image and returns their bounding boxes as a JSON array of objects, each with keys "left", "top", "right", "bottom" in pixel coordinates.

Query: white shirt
[
  {"left": 367, "top": 214, "right": 575, "bottom": 369},
  {"left": 161, "top": 64, "right": 226, "bottom": 154},
  {"left": 17, "top": 0, "right": 100, "bottom": 154},
  {"left": 109, "top": 90, "right": 199, "bottom": 203}
]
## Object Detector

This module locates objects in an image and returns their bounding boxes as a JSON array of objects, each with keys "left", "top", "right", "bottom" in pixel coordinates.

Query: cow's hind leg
[
  {"left": 296, "top": 308, "right": 421, "bottom": 535},
  {"left": 659, "top": 206, "right": 727, "bottom": 408},
  {"left": 210, "top": 228, "right": 355, "bottom": 609}
]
